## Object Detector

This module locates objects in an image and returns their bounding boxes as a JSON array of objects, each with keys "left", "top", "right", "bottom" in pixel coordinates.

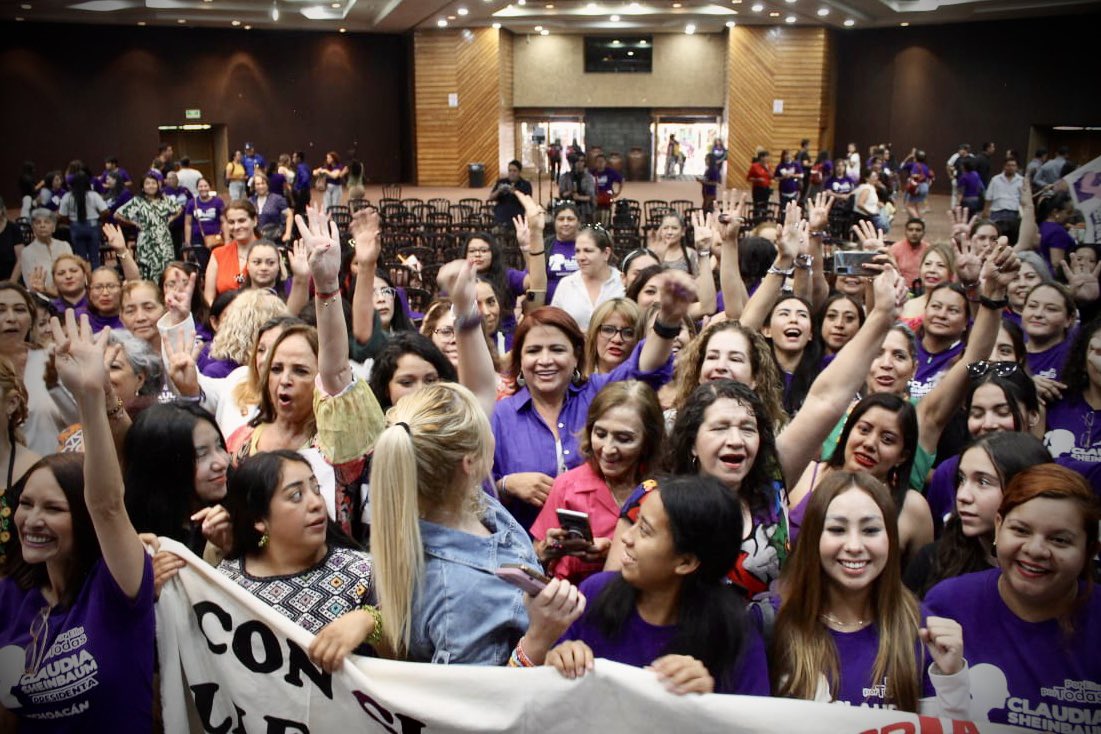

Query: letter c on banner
[{"left": 194, "top": 601, "right": 233, "bottom": 654}]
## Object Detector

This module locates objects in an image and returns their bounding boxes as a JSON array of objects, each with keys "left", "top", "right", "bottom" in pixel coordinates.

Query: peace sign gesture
[{"left": 1061, "top": 255, "right": 1101, "bottom": 303}]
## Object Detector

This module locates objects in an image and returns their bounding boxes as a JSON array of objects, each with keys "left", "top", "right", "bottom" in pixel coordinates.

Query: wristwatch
[
  {"left": 794, "top": 253, "right": 813, "bottom": 270},
  {"left": 767, "top": 264, "right": 795, "bottom": 278}
]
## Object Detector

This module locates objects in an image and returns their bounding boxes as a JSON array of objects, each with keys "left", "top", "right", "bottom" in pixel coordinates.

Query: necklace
[{"left": 820, "top": 611, "right": 871, "bottom": 630}]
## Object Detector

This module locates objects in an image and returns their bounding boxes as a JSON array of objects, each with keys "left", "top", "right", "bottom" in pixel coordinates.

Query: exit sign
[{"left": 185, "top": 108, "right": 202, "bottom": 119}]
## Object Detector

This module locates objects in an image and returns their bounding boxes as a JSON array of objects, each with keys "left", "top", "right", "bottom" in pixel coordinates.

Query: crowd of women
[{"left": 0, "top": 155, "right": 1098, "bottom": 732}]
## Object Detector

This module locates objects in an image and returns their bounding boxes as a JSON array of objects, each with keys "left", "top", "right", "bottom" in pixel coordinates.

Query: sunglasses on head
[{"left": 966, "top": 361, "right": 1021, "bottom": 379}]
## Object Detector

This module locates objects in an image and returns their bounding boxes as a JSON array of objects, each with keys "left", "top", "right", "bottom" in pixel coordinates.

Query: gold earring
[{"left": 258, "top": 531, "right": 270, "bottom": 548}]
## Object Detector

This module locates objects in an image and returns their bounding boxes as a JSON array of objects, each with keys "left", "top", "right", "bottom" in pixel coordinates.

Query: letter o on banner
[{"left": 233, "top": 620, "right": 283, "bottom": 673}]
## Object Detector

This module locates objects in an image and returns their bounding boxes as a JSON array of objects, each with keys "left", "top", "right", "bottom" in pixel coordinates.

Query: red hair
[{"left": 507, "top": 307, "right": 584, "bottom": 384}]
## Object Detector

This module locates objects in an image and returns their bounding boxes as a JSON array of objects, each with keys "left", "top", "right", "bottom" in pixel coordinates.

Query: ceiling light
[
  {"left": 751, "top": 2, "right": 763, "bottom": 10},
  {"left": 732, "top": 0, "right": 741, "bottom": 3},
  {"left": 534, "top": 24, "right": 543, "bottom": 30},
  {"left": 330, "top": 2, "right": 339, "bottom": 7},
  {"left": 202, "top": 0, "right": 212, "bottom": 3},
  {"left": 539, "top": 28, "right": 549, "bottom": 34},
  {"left": 816, "top": 7, "right": 828, "bottom": 15},
  {"left": 231, "top": 19, "right": 240, "bottom": 25},
  {"left": 545, "top": 2, "right": 554, "bottom": 6},
  {"left": 785, "top": 14, "right": 795, "bottom": 22},
  {"left": 629, "top": 1, "right": 640, "bottom": 7},
  {"left": 612, "top": 38, "right": 621, "bottom": 44},
  {"left": 177, "top": 18, "right": 185, "bottom": 23},
  {"left": 271, "top": 3, "right": 279, "bottom": 20},
  {"left": 517, "top": 0, "right": 525, "bottom": 4},
  {"left": 639, "top": 38, "right": 646, "bottom": 45},
  {"left": 448, "top": 15, "right": 456, "bottom": 19},
  {"left": 899, "top": 21, "right": 909, "bottom": 26},
  {"left": 610, "top": 14, "right": 619, "bottom": 20},
  {"left": 672, "top": 1, "right": 681, "bottom": 6},
  {"left": 339, "top": 26, "right": 346, "bottom": 31},
  {"left": 725, "top": 20, "right": 735, "bottom": 27},
  {"left": 785, "top": 0, "right": 796, "bottom": 3},
  {"left": 437, "top": 18, "right": 448, "bottom": 26},
  {"left": 20, "top": 3, "right": 31, "bottom": 8},
  {"left": 769, "top": 11, "right": 780, "bottom": 16},
  {"left": 458, "top": 6, "right": 469, "bottom": 14},
  {"left": 137, "top": 20, "right": 145, "bottom": 24},
  {"left": 843, "top": 18, "right": 854, "bottom": 26},
  {"left": 15, "top": 15, "right": 24, "bottom": 20},
  {"left": 684, "top": 22, "right": 695, "bottom": 33},
  {"left": 243, "top": 24, "right": 251, "bottom": 28},
  {"left": 627, "top": 50, "right": 634, "bottom": 55},
  {"left": 492, "top": 21, "right": 501, "bottom": 27}
]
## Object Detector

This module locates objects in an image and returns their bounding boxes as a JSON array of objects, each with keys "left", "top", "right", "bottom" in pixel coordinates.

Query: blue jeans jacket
[{"left": 408, "top": 495, "right": 540, "bottom": 665}]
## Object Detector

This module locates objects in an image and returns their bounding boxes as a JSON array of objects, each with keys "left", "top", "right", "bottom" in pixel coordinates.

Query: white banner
[
  {"left": 155, "top": 539, "right": 1018, "bottom": 734},
  {"left": 1063, "top": 154, "right": 1101, "bottom": 244}
]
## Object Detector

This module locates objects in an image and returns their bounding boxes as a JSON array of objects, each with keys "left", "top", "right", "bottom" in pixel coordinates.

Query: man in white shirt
[
  {"left": 1035, "top": 146, "right": 1068, "bottom": 188},
  {"left": 946, "top": 143, "right": 970, "bottom": 208},
  {"left": 984, "top": 157, "right": 1023, "bottom": 243},
  {"left": 176, "top": 157, "right": 203, "bottom": 196}
]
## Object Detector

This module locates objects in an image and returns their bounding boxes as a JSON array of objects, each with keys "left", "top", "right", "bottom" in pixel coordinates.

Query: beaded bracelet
[
  {"left": 360, "top": 605, "right": 384, "bottom": 647},
  {"left": 507, "top": 637, "right": 535, "bottom": 668}
]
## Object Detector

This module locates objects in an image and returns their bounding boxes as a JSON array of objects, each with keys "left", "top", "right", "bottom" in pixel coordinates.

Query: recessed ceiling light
[
  {"left": 243, "top": 24, "right": 251, "bottom": 28},
  {"left": 457, "top": 6, "right": 468, "bottom": 14},
  {"left": 437, "top": 18, "right": 448, "bottom": 26},
  {"left": 517, "top": 0, "right": 525, "bottom": 4},
  {"left": 231, "top": 19, "right": 240, "bottom": 25},
  {"left": 330, "top": 2, "right": 339, "bottom": 7},
  {"left": 684, "top": 22, "right": 695, "bottom": 33},
  {"left": 339, "top": 26, "right": 347, "bottom": 31},
  {"left": 785, "top": 0, "right": 796, "bottom": 3},
  {"left": 732, "top": 0, "right": 741, "bottom": 3},
  {"left": 751, "top": 3, "right": 763, "bottom": 11},
  {"left": 725, "top": 20, "right": 735, "bottom": 27},
  {"left": 769, "top": 11, "right": 780, "bottom": 16},
  {"left": 20, "top": 3, "right": 31, "bottom": 8},
  {"left": 785, "top": 14, "right": 795, "bottom": 22},
  {"left": 202, "top": 0, "right": 211, "bottom": 3},
  {"left": 843, "top": 18, "right": 854, "bottom": 26},
  {"left": 534, "top": 24, "right": 543, "bottom": 30},
  {"left": 899, "top": 21, "right": 909, "bottom": 26},
  {"left": 612, "top": 38, "right": 621, "bottom": 44},
  {"left": 137, "top": 20, "right": 145, "bottom": 24},
  {"left": 629, "top": 1, "right": 640, "bottom": 6},
  {"left": 539, "top": 28, "right": 549, "bottom": 34},
  {"left": 672, "top": 1, "right": 681, "bottom": 6},
  {"left": 610, "top": 14, "right": 619, "bottom": 20},
  {"left": 271, "top": 3, "right": 279, "bottom": 20},
  {"left": 627, "top": 50, "right": 634, "bottom": 55},
  {"left": 177, "top": 18, "right": 185, "bottom": 23},
  {"left": 545, "top": 2, "right": 554, "bottom": 6},
  {"left": 639, "top": 38, "right": 647, "bottom": 44},
  {"left": 15, "top": 16, "right": 24, "bottom": 20},
  {"left": 492, "top": 21, "right": 501, "bottom": 28},
  {"left": 816, "top": 7, "right": 828, "bottom": 15},
  {"left": 448, "top": 15, "right": 456, "bottom": 19}
]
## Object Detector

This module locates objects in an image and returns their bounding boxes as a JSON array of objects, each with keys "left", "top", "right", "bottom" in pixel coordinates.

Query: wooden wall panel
[
  {"left": 499, "top": 31, "right": 516, "bottom": 173},
  {"left": 413, "top": 28, "right": 509, "bottom": 186},
  {"left": 723, "top": 27, "right": 833, "bottom": 188}
]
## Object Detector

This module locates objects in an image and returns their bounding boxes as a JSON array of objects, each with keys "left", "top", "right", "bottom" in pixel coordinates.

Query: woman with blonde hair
[
  {"left": 48, "top": 254, "right": 91, "bottom": 315},
  {"left": 583, "top": 298, "right": 643, "bottom": 377},
  {"left": 770, "top": 471, "right": 968, "bottom": 715},
  {"left": 900, "top": 242, "right": 957, "bottom": 320},
  {"left": 201, "top": 289, "right": 289, "bottom": 378},
  {"left": 371, "top": 381, "right": 584, "bottom": 665}
]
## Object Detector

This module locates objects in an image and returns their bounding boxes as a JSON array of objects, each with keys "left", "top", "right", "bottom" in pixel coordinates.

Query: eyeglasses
[
  {"left": 433, "top": 326, "right": 456, "bottom": 339},
  {"left": 598, "top": 325, "right": 636, "bottom": 340},
  {"left": 25, "top": 604, "right": 51, "bottom": 675},
  {"left": 373, "top": 287, "right": 396, "bottom": 298},
  {"left": 966, "top": 361, "right": 1021, "bottom": 379},
  {"left": 467, "top": 247, "right": 491, "bottom": 255},
  {"left": 90, "top": 283, "right": 121, "bottom": 292}
]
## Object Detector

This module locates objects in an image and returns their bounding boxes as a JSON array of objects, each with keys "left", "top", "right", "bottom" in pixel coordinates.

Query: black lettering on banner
[
  {"left": 191, "top": 682, "right": 248, "bottom": 734},
  {"left": 285, "top": 640, "right": 333, "bottom": 699},
  {"left": 352, "top": 691, "right": 426, "bottom": 734},
  {"left": 232, "top": 620, "right": 282, "bottom": 674},
  {"left": 195, "top": 601, "right": 233, "bottom": 654},
  {"left": 263, "top": 715, "right": 310, "bottom": 733}
]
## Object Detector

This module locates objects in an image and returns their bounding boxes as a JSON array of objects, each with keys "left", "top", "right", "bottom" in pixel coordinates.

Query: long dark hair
[
  {"left": 827, "top": 393, "right": 917, "bottom": 516},
  {"left": 124, "top": 403, "right": 225, "bottom": 549},
  {"left": 667, "top": 380, "right": 781, "bottom": 517},
  {"left": 224, "top": 450, "right": 358, "bottom": 559},
  {"left": 69, "top": 171, "right": 91, "bottom": 223},
  {"left": 766, "top": 295, "right": 823, "bottom": 415},
  {"left": 919, "top": 433, "right": 1051, "bottom": 597},
  {"left": 587, "top": 475, "right": 748, "bottom": 687},
  {"left": 462, "top": 232, "right": 510, "bottom": 309},
  {"left": 964, "top": 368, "right": 1040, "bottom": 433},
  {"left": 1061, "top": 317, "right": 1101, "bottom": 395},
  {"left": 367, "top": 332, "right": 457, "bottom": 411},
  {"left": 1, "top": 454, "right": 97, "bottom": 607}
]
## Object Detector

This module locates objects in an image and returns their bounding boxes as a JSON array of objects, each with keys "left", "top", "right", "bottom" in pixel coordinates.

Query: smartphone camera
[{"left": 832, "top": 251, "right": 877, "bottom": 276}]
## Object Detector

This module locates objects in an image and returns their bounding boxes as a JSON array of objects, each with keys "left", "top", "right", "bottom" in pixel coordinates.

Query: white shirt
[
  {"left": 176, "top": 167, "right": 203, "bottom": 196},
  {"left": 20, "top": 239, "right": 73, "bottom": 291},
  {"left": 550, "top": 268, "right": 625, "bottom": 330},
  {"left": 985, "top": 173, "right": 1022, "bottom": 213}
]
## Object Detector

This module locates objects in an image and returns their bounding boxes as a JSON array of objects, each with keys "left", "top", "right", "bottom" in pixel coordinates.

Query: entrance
[
  {"left": 158, "top": 124, "right": 228, "bottom": 193},
  {"left": 653, "top": 116, "right": 722, "bottom": 180}
]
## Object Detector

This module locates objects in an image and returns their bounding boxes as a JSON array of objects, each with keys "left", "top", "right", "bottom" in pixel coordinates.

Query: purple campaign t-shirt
[
  {"left": 561, "top": 572, "right": 771, "bottom": 695},
  {"left": 959, "top": 171, "right": 984, "bottom": 199},
  {"left": 545, "top": 238, "right": 578, "bottom": 302},
  {"left": 1026, "top": 331, "right": 1075, "bottom": 380},
  {"left": 1044, "top": 393, "right": 1101, "bottom": 463},
  {"left": 186, "top": 195, "right": 225, "bottom": 240},
  {"left": 0, "top": 556, "right": 155, "bottom": 731},
  {"left": 924, "top": 569, "right": 1101, "bottom": 730},
  {"left": 593, "top": 168, "right": 622, "bottom": 195},
  {"left": 775, "top": 162, "right": 804, "bottom": 195},
  {"left": 830, "top": 624, "right": 933, "bottom": 708},
  {"left": 1038, "top": 221, "right": 1076, "bottom": 268},
  {"left": 826, "top": 177, "right": 854, "bottom": 196},
  {"left": 911, "top": 339, "right": 964, "bottom": 400}
]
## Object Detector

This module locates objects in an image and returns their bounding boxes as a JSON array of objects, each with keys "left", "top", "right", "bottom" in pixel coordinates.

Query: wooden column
[
  {"left": 413, "top": 28, "right": 513, "bottom": 186},
  {"left": 723, "top": 26, "right": 834, "bottom": 189}
]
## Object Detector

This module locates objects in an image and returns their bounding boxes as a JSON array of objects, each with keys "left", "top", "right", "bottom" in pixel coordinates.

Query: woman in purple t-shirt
[
  {"left": 544, "top": 475, "right": 770, "bottom": 696},
  {"left": 543, "top": 203, "right": 581, "bottom": 302},
  {"left": 924, "top": 465, "right": 1101, "bottom": 730},
  {"left": 771, "top": 472, "right": 968, "bottom": 716},
  {"left": 1035, "top": 191, "right": 1076, "bottom": 270},
  {"left": 0, "top": 315, "right": 155, "bottom": 731},
  {"left": 1022, "top": 282, "right": 1077, "bottom": 390}
]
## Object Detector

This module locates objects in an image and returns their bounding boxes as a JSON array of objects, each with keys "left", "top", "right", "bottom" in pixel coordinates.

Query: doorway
[
  {"left": 653, "top": 116, "right": 722, "bottom": 180},
  {"left": 158, "top": 124, "right": 228, "bottom": 193}
]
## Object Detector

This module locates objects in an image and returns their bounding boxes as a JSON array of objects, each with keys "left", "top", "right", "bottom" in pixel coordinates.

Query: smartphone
[
  {"left": 832, "top": 250, "right": 878, "bottom": 276},
  {"left": 556, "top": 509, "right": 594, "bottom": 544},
  {"left": 495, "top": 563, "right": 550, "bottom": 595}
]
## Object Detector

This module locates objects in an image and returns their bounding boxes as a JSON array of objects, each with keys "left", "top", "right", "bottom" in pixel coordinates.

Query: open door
[{"left": 158, "top": 124, "right": 229, "bottom": 193}]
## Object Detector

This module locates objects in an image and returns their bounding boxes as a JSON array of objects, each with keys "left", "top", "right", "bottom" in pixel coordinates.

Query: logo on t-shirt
[
  {"left": 3, "top": 626, "right": 100, "bottom": 719},
  {"left": 971, "top": 663, "right": 1101, "bottom": 729}
]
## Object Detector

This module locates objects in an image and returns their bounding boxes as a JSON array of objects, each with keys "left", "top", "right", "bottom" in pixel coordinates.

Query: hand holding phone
[{"left": 495, "top": 563, "right": 550, "bottom": 595}]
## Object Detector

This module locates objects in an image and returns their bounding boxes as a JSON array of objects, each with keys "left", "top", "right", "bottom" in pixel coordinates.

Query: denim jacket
[{"left": 408, "top": 495, "right": 539, "bottom": 665}]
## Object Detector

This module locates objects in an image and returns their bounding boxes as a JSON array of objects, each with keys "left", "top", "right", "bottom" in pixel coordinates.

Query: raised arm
[
  {"left": 917, "top": 240, "right": 1019, "bottom": 454},
  {"left": 1013, "top": 177, "right": 1039, "bottom": 253},
  {"left": 717, "top": 189, "right": 749, "bottom": 320},
  {"left": 450, "top": 261, "right": 499, "bottom": 417},
  {"left": 515, "top": 191, "right": 548, "bottom": 309},
  {"left": 639, "top": 269, "right": 698, "bottom": 373},
  {"left": 349, "top": 208, "right": 381, "bottom": 344},
  {"left": 52, "top": 312, "right": 145, "bottom": 599},
  {"left": 285, "top": 240, "right": 311, "bottom": 316},
  {"left": 775, "top": 267, "right": 901, "bottom": 488},
  {"left": 805, "top": 192, "right": 834, "bottom": 307},
  {"left": 741, "top": 200, "right": 803, "bottom": 332},
  {"left": 688, "top": 209, "right": 718, "bottom": 318},
  {"left": 295, "top": 206, "right": 352, "bottom": 395}
]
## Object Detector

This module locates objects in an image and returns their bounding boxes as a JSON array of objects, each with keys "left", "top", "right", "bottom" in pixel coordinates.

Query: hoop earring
[
  {"left": 571, "top": 368, "right": 583, "bottom": 386},
  {"left": 516, "top": 373, "right": 526, "bottom": 387},
  {"left": 258, "top": 531, "right": 270, "bottom": 549}
]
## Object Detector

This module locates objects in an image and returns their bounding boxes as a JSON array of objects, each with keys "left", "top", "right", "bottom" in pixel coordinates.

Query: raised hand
[
  {"left": 29, "top": 266, "right": 47, "bottom": 294},
  {"left": 163, "top": 327, "right": 202, "bottom": 398},
  {"left": 870, "top": 265, "right": 903, "bottom": 320},
  {"left": 953, "top": 230, "right": 983, "bottom": 285},
  {"left": 513, "top": 214, "right": 532, "bottom": 253},
  {"left": 50, "top": 311, "right": 110, "bottom": 399},
  {"left": 295, "top": 205, "right": 342, "bottom": 291},
  {"left": 288, "top": 240, "right": 311, "bottom": 280},
  {"left": 689, "top": 209, "right": 715, "bottom": 256},
  {"left": 657, "top": 269, "right": 698, "bottom": 326},
  {"left": 1061, "top": 256, "right": 1101, "bottom": 303},
  {"left": 164, "top": 270, "right": 197, "bottom": 323},
  {"left": 947, "top": 206, "right": 977, "bottom": 244},
  {"left": 714, "top": 189, "right": 747, "bottom": 244},
  {"left": 450, "top": 261, "right": 478, "bottom": 319},
  {"left": 851, "top": 219, "right": 885, "bottom": 252},
  {"left": 102, "top": 222, "right": 128, "bottom": 252},
  {"left": 979, "top": 238, "right": 1019, "bottom": 293},
  {"left": 349, "top": 206, "right": 380, "bottom": 246},
  {"left": 777, "top": 200, "right": 804, "bottom": 259},
  {"left": 807, "top": 191, "right": 835, "bottom": 232},
  {"left": 920, "top": 616, "right": 964, "bottom": 676}
]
